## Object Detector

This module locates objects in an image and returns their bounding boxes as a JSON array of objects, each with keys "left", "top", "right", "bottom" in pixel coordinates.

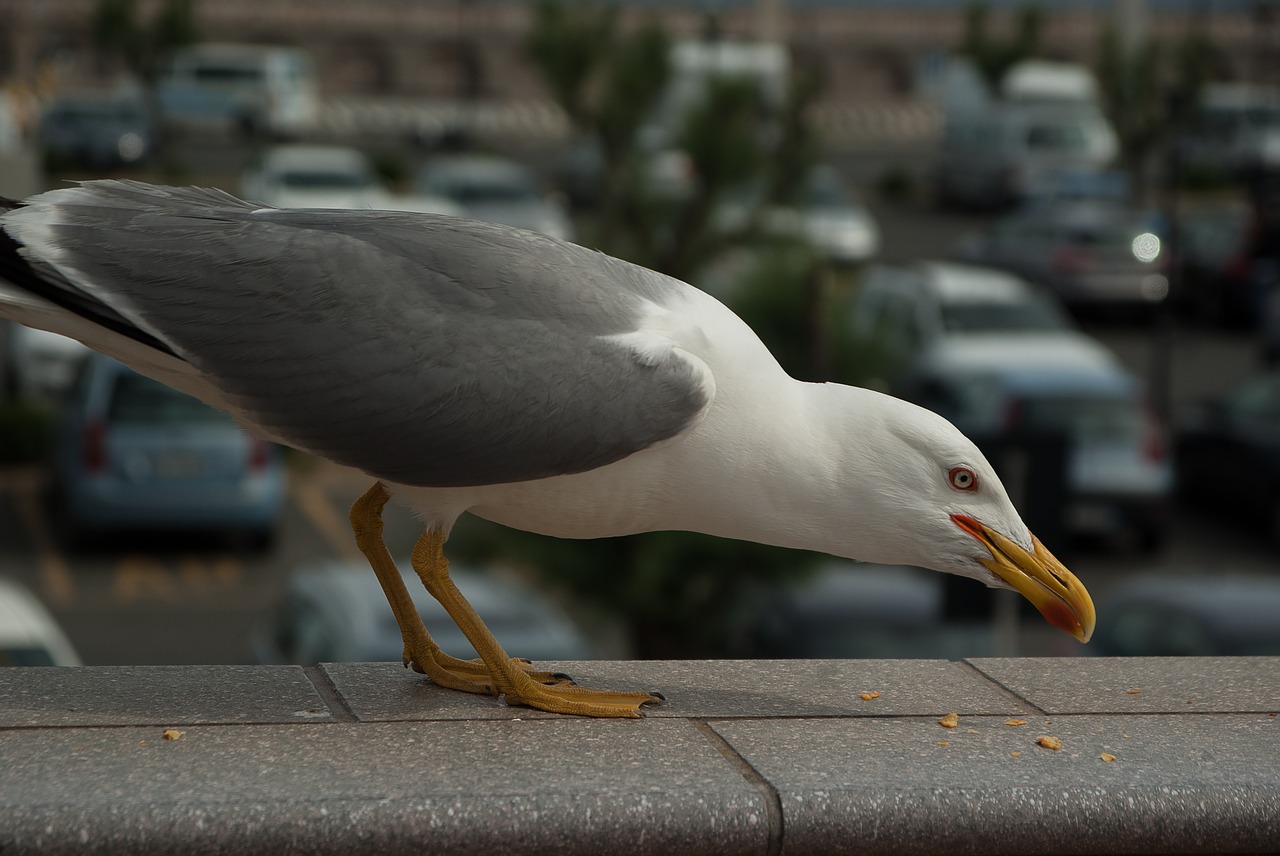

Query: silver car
[
  {"left": 415, "top": 154, "right": 574, "bottom": 241},
  {"left": 252, "top": 560, "right": 599, "bottom": 665}
]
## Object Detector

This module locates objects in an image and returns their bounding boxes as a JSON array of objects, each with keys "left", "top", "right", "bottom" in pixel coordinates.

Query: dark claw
[
  {"left": 552, "top": 672, "right": 574, "bottom": 681},
  {"left": 515, "top": 658, "right": 533, "bottom": 665},
  {"left": 649, "top": 691, "right": 666, "bottom": 702}
]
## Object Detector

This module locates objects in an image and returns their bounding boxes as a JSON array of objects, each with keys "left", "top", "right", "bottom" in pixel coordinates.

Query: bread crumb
[
  {"left": 938, "top": 712, "right": 959, "bottom": 728},
  {"left": 860, "top": 691, "right": 880, "bottom": 701},
  {"left": 1127, "top": 689, "right": 1143, "bottom": 695},
  {"left": 1036, "top": 735, "right": 1062, "bottom": 751},
  {"left": 1004, "top": 719, "right": 1028, "bottom": 727},
  {"left": 162, "top": 729, "right": 184, "bottom": 741},
  {"left": 1100, "top": 752, "right": 1117, "bottom": 762},
  {"left": 1010, "top": 751, "right": 1022, "bottom": 757},
  {"left": 936, "top": 741, "right": 951, "bottom": 746}
]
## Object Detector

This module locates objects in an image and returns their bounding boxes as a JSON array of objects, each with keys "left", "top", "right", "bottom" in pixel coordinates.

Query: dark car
[
  {"left": 1091, "top": 574, "right": 1280, "bottom": 656},
  {"left": 38, "top": 93, "right": 153, "bottom": 171},
  {"left": 1175, "top": 368, "right": 1280, "bottom": 542},
  {"left": 961, "top": 201, "right": 1169, "bottom": 313}
]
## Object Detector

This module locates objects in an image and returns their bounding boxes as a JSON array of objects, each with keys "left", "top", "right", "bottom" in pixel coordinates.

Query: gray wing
[{"left": 1, "top": 181, "right": 712, "bottom": 487}]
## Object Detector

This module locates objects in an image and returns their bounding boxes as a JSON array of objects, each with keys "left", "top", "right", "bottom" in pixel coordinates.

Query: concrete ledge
[{"left": 2, "top": 658, "right": 1278, "bottom": 855}]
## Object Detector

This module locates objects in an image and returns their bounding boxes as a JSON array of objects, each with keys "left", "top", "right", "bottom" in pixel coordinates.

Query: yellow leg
[
  {"left": 410, "top": 527, "right": 663, "bottom": 718},
  {"left": 349, "top": 482, "right": 571, "bottom": 695}
]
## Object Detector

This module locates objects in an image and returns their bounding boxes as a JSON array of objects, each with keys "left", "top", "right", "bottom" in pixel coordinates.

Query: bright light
[{"left": 1131, "top": 232, "right": 1161, "bottom": 263}]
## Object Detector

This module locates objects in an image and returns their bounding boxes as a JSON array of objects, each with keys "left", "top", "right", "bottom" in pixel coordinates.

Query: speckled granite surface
[{"left": 2, "top": 658, "right": 1277, "bottom": 854}]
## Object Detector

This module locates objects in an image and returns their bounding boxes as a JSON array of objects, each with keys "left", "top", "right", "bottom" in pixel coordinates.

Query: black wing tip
[{"left": 1, "top": 195, "right": 22, "bottom": 213}]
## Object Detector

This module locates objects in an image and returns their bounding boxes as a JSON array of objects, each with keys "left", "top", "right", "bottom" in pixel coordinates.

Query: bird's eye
[{"left": 948, "top": 466, "right": 978, "bottom": 491}]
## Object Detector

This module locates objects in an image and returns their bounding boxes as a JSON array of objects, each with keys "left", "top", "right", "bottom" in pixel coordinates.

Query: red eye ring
[{"left": 948, "top": 466, "right": 979, "bottom": 491}]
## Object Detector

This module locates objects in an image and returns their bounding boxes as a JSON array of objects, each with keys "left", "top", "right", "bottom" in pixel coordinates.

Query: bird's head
[{"left": 843, "top": 392, "right": 1095, "bottom": 643}]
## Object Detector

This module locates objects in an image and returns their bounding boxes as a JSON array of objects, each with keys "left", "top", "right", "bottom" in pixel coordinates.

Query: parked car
[
  {"left": 1176, "top": 83, "right": 1280, "bottom": 180},
  {"left": 961, "top": 201, "right": 1169, "bottom": 312},
  {"left": 415, "top": 154, "right": 574, "bottom": 241},
  {"left": 159, "top": 43, "right": 319, "bottom": 139},
  {"left": 0, "top": 577, "right": 81, "bottom": 666},
  {"left": 936, "top": 101, "right": 1118, "bottom": 209},
  {"left": 1091, "top": 574, "right": 1280, "bottom": 656},
  {"left": 252, "top": 560, "right": 598, "bottom": 665},
  {"left": 850, "top": 261, "right": 1075, "bottom": 380},
  {"left": 38, "top": 92, "right": 153, "bottom": 171},
  {"left": 894, "top": 334, "right": 1172, "bottom": 550},
  {"left": 51, "top": 353, "right": 285, "bottom": 549},
  {"left": 716, "top": 165, "right": 880, "bottom": 264},
  {"left": 1175, "top": 200, "right": 1256, "bottom": 327},
  {"left": 1175, "top": 368, "right": 1280, "bottom": 543},
  {"left": 241, "top": 144, "right": 388, "bottom": 210},
  {"left": 2, "top": 322, "right": 89, "bottom": 402}
]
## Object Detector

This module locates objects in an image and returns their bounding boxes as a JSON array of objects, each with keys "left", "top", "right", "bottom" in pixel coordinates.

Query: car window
[
  {"left": 107, "top": 373, "right": 232, "bottom": 425},
  {"left": 939, "top": 299, "right": 1069, "bottom": 333},
  {"left": 278, "top": 169, "right": 370, "bottom": 190}
]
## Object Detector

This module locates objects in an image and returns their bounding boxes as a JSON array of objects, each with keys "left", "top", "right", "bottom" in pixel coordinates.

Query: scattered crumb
[
  {"left": 138, "top": 740, "right": 148, "bottom": 748},
  {"left": 938, "top": 712, "right": 959, "bottom": 728},
  {"left": 860, "top": 691, "right": 881, "bottom": 701},
  {"left": 1010, "top": 751, "right": 1022, "bottom": 757},
  {"left": 1186, "top": 699, "right": 1195, "bottom": 705},
  {"left": 162, "top": 729, "right": 185, "bottom": 742},
  {"left": 1004, "top": 719, "right": 1028, "bottom": 727},
  {"left": 1127, "top": 689, "right": 1143, "bottom": 695},
  {"left": 1037, "top": 735, "right": 1062, "bottom": 751},
  {"left": 1100, "top": 752, "right": 1117, "bottom": 762},
  {"left": 936, "top": 741, "right": 951, "bottom": 746}
]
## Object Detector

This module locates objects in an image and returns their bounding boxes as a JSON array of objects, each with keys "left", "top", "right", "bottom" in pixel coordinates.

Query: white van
[
  {"left": 1177, "top": 83, "right": 1280, "bottom": 178},
  {"left": 159, "top": 43, "right": 320, "bottom": 138},
  {"left": 937, "top": 101, "right": 1119, "bottom": 208}
]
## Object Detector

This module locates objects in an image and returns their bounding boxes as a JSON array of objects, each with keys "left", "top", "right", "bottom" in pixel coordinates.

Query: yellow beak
[{"left": 951, "top": 514, "right": 1096, "bottom": 643}]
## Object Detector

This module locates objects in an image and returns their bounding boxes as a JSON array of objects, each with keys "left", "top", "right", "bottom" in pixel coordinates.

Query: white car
[
  {"left": 415, "top": 154, "right": 574, "bottom": 241},
  {"left": 0, "top": 577, "right": 81, "bottom": 666},
  {"left": 241, "top": 145, "right": 390, "bottom": 210},
  {"left": 716, "top": 165, "right": 880, "bottom": 264},
  {"left": 850, "top": 261, "right": 1075, "bottom": 385},
  {"left": 252, "top": 560, "right": 598, "bottom": 665}
]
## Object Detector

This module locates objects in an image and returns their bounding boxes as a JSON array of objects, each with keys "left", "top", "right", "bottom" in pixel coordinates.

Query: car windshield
[
  {"left": 940, "top": 300, "right": 1069, "bottom": 333},
  {"left": 1026, "top": 121, "right": 1089, "bottom": 151},
  {"left": 192, "top": 65, "right": 265, "bottom": 85},
  {"left": 278, "top": 170, "right": 370, "bottom": 190},
  {"left": 108, "top": 373, "right": 233, "bottom": 425},
  {"left": 1019, "top": 393, "right": 1143, "bottom": 438},
  {"left": 427, "top": 175, "right": 536, "bottom": 204}
]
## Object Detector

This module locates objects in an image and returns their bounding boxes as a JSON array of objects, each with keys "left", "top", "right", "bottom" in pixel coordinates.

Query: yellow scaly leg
[
  {"left": 349, "top": 482, "right": 571, "bottom": 694},
  {"left": 410, "top": 527, "right": 664, "bottom": 717}
]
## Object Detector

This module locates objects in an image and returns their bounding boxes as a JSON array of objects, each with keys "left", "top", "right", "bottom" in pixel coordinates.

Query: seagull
[{"left": 0, "top": 181, "right": 1094, "bottom": 716}]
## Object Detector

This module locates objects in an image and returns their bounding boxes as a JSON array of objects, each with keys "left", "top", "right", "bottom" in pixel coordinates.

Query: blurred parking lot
[{"left": 2, "top": 17, "right": 1279, "bottom": 665}]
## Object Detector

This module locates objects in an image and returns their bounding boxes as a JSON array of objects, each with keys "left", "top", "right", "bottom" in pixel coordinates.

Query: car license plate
[{"left": 154, "top": 452, "right": 207, "bottom": 478}]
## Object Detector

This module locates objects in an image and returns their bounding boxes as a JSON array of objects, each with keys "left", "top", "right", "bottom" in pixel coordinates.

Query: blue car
[{"left": 52, "top": 354, "right": 284, "bottom": 549}]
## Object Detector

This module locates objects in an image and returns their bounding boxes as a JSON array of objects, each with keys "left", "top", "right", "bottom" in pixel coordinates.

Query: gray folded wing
[{"left": 1, "top": 181, "right": 712, "bottom": 486}]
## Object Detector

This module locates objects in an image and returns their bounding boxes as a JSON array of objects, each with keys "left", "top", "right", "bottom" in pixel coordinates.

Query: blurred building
[{"left": 1, "top": 0, "right": 1276, "bottom": 108}]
